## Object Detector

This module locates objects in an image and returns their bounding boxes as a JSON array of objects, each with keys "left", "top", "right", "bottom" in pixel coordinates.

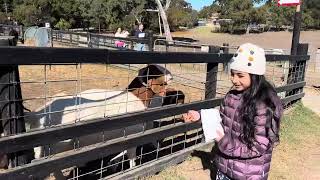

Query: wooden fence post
[
  {"left": 222, "top": 43, "right": 229, "bottom": 73},
  {"left": 205, "top": 46, "right": 220, "bottom": 99},
  {"left": 148, "top": 32, "right": 154, "bottom": 52},
  {"left": 0, "top": 37, "right": 33, "bottom": 168},
  {"left": 130, "top": 40, "right": 134, "bottom": 50},
  {"left": 286, "top": 43, "right": 309, "bottom": 101}
]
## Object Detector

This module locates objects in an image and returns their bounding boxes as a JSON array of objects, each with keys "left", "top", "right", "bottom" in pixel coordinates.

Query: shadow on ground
[{"left": 191, "top": 145, "right": 219, "bottom": 179}]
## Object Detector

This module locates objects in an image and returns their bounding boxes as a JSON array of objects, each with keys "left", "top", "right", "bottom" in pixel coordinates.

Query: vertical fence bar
[
  {"left": 70, "top": 32, "right": 73, "bottom": 44},
  {"left": 205, "top": 46, "right": 220, "bottom": 99},
  {"left": 165, "top": 41, "right": 169, "bottom": 52},
  {"left": 296, "top": 43, "right": 308, "bottom": 82},
  {"left": 60, "top": 30, "right": 62, "bottom": 42},
  {"left": 77, "top": 34, "right": 80, "bottom": 47},
  {"left": 50, "top": 29, "right": 53, "bottom": 47},
  {"left": 87, "top": 32, "right": 90, "bottom": 47},
  {"left": 19, "top": 25, "right": 23, "bottom": 38}
]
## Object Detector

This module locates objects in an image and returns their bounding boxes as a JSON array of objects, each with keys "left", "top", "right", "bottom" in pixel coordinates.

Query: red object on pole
[{"left": 278, "top": 0, "right": 300, "bottom": 6}]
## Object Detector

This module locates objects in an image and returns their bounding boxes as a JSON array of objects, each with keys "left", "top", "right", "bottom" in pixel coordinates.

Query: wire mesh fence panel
[
  {"left": 0, "top": 62, "right": 211, "bottom": 179},
  {"left": 0, "top": 46, "right": 309, "bottom": 180},
  {"left": 305, "top": 49, "right": 320, "bottom": 87}
]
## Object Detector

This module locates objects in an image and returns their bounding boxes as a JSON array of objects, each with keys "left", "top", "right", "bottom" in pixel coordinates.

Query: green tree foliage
[
  {"left": 54, "top": 18, "right": 71, "bottom": 30},
  {"left": 215, "top": 0, "right": 264, "bottom": 33},
  {"left": 167, "top": 0, "right": 197, "bottom": 30},
  {"left": 1, "top": 0, "right": 319, "bottom": 33},
  {"left": 200, "top": 0, "right": 319, "bottom": 33},
  {"left": 303, "top": 0, "right": 320, "bottom": 29},
  {"left": 13, "top": 3, "right": 41, "bottom": 26},
  {"left": 265, "top": 1, "right": 295, "bottom": 30},
  {"left": 0, "top": 11, "right": 7, "bottom": 23},
  {"left": 198, "top": 4, "right": 220, "bottom": 18},
  {"left": 1, "top": 0, "right": 198, "bottom": 33}
]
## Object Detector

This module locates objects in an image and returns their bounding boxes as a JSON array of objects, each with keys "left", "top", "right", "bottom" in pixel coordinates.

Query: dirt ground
[
  {"left": 172, "top": 27, "right": 320, "bottom": 54},
  {"left": 172, "top": 27, "right": 320, "bottom": 87}
]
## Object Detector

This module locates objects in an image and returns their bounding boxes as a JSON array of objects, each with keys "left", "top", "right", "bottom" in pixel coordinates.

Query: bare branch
[
  {"left": 155, "top": 0, "right": 173, "bottom": 41},
  {"left": 164, "top": 0, "right": 171, "bottom": 11}
]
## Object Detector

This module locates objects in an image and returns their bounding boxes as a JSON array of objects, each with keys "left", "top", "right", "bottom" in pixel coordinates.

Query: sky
[
  {"left": 186, "top": 0, "right": 212, "bottom": 11},
  {"left": 186, "top": 0, "right": 266, "bottom": 11}
]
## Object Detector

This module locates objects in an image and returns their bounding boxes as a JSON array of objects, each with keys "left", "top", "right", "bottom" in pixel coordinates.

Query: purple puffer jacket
[{"left": 215, "top": 90, "right": 283, "bottom": 180}]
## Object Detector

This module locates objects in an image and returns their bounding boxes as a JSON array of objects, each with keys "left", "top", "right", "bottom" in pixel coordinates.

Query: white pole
[{"left": 158, "top": 11, "right": 163, "bottom": 36}]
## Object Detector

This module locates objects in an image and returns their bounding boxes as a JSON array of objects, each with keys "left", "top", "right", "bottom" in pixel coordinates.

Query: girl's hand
[
  {"left": 215, "top": 126, "right": 225, "bottom": 142},
  {"left": 183, "top": 110, "right": 200, "bottom": 123}
]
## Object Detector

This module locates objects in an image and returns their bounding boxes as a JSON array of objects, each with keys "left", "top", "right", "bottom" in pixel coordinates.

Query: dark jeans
[{"left": 216, "top": 169, "right": 232, "bottom": 180}]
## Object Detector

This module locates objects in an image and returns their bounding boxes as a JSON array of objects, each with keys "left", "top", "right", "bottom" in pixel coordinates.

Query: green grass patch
[
  {"left": 280, "top": 102, "right": 320, "bottom": 144},
  {"left": 270, "top": 102, "right": 320, "bottom": 179},
  {"left": 190, "top": 26, "right": 215, "bottom": 37}
]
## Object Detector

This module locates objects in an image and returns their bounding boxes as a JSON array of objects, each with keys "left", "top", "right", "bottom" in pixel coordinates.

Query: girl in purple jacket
[{"left": 184, "top": 43, "right": 284, "bottom": 180}]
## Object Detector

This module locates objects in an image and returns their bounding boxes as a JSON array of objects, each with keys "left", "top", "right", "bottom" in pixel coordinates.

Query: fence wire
[
  {"left": 0, "top": 55, "right": 298, "bottom": 179},
  {"left": 0, "top": 31, "right": 309, "bottom": 179}
]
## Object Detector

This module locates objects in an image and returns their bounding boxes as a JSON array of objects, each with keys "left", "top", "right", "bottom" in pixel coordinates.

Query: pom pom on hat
[{"left": 230, "top": 43, "right": 266, "bottom": 75}]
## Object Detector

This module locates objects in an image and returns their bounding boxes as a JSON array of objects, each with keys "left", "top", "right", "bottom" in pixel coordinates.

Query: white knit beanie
[{"left": 230, "top": 43, "right": 266, "bottom": 75}]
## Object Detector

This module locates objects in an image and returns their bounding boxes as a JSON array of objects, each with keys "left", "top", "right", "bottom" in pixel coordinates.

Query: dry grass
[
  {"left": 172, "top": 29, "right": 320, "bottom": 87},
  {"left": 19, "top": 64, "right": 137, "bottom": 111},
  {"left": 18, "top": 63, "right": 210, "bottom": 111}
]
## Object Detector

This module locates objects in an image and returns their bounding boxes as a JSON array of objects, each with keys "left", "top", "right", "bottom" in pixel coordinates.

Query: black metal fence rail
[
  {"left": 0, "top": 46, "right": 310, "bottom": 179},
  {"left": 52, "top": 30, "right": 154, "bottom": 50},
  {"left": 0, "top": 24, "right": 23, "bottom": 39},
  {"left": 0, "top": 47, "right": 309, "bottom": 65}
]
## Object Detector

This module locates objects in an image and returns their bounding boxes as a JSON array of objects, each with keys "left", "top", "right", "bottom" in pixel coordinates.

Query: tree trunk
[
  {"left": 246, "top": 25, "right": 250, "bottom": 34},
  {"left": 155, "top": 0, "right": 173, "bottom": 41}
]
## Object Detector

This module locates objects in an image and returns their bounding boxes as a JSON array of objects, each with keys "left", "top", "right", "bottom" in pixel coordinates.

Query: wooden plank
[
  {"left": 0, "top": 82, "right": 306, "bottom": 154},
  {"left": 265, "top": 54, "right": 310, "bottom": 62},
  {"left": 0, "top": 122, "right": 202, "bottom": 180},
  {"left": 205, "top": 46, "right": 220, "bottom": 99},
  {"left": 275, "top": 81, "right": 306, "bottom": 93},
  {"left": 0, "top": 47, "right": 309, "bottom": 65},
  {"left": 0, "top": 99, "right": 222, "bottom": 154},
  {"left": 282, "top": 92, "right": 305, "bottom": 104}
]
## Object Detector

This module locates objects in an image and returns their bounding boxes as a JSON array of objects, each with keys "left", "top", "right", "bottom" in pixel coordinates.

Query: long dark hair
[{"left": 238, "top": 74, "right": 278, "bottom": 149}]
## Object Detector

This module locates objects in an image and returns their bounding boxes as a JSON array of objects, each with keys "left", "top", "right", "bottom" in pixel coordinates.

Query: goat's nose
[{"left": 159, "top": 88, "right": 166, "bottom": 96}]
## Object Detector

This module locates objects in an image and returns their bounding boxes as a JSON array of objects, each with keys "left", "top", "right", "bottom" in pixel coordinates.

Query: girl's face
[{"left": 230, "top": 70, "right": 251, "bottom": 91}]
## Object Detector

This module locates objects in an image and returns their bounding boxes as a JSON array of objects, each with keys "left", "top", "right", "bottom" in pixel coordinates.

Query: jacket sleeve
[{"left": 218, "top": 107, "right": 270, "bottom": 159}]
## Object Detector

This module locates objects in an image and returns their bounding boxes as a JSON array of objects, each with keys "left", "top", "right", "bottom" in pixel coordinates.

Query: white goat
[{"left": 26, "top": 89, "right": 147, "bottom": 169}]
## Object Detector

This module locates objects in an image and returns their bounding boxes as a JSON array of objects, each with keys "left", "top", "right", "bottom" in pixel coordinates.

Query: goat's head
[{"left": 128, "top": 64, "right": 173, "bottom": 96}]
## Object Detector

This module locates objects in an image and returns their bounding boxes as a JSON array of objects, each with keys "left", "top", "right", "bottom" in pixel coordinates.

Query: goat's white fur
[{"left": 26, "top": 89, "right": 147, "bottom": 169}]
